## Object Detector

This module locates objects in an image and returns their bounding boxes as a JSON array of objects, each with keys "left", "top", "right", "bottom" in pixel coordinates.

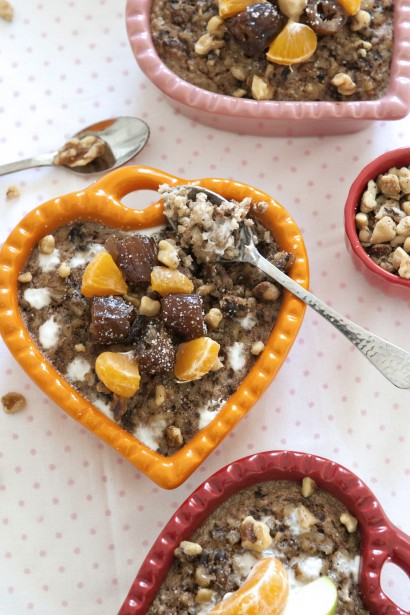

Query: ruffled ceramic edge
[
  {"left": 0, "top": 167, "right": 308, "bottom": 490},
  {"left": 126, "top": 0, "right": 410, "bottom": 122},
  {"left": 118, "top": 450, "right": 406, "bottom": 615}
]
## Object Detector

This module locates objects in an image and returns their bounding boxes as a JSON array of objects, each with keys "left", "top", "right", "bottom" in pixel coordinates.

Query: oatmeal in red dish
[{"left": 148, "top": 478, "right": 367, "bottom": 614}]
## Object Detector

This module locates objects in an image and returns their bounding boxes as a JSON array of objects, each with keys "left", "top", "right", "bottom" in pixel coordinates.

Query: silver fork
[{"left": 169, "top": 185, "right": 410, "bottom": 389}]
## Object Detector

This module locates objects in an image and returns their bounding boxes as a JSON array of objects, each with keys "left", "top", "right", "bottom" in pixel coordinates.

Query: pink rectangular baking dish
[{"left": 126, "top": 0, "right": 410, "bottom": 137}]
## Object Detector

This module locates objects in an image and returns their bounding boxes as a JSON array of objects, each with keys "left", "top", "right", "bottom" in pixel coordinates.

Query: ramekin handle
[
  {"left": 89, "top": 166, "right": 182, "bottom": 201},
  {"left": 361, "top": 524, "right": 410, "bottom": 614}
]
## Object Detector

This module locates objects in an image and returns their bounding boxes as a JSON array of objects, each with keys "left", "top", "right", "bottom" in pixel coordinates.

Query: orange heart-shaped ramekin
[{"left": 0, "top": 166, "right": 308, "bottom": 488}]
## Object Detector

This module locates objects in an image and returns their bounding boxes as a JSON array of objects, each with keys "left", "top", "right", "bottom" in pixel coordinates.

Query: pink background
[{"left": 0, "top": 1, "right": 409, "bottom": 613}]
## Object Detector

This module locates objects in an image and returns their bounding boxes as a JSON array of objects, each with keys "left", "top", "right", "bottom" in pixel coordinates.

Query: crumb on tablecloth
[
  {"left": 1, "top": 392, "right": 26, "bottom": 414},
  {"left": 0, "top": 0, "right": 13, "bottom": 22}
]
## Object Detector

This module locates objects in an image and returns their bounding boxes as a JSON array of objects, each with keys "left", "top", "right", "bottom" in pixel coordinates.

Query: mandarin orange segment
[
  {"left": 150, "top": 265, "right": 194, "bottom": 296},
  {"left": 208, "top": 556, "right": 289, "bottom": 615},
  {"left": 266, "top": 20, "right": 317, "bottom": 66},
  {"left": 81, "top": 251, "right": 128, "bottom": 297},
  {"left": 95, "top": 352, "right": 141, "bottom": 398},
  {"left": 219, "top": 0, "right": 260, "bottom": 19},
  {"left": 175, "top": 336, "right": 220, "bottom": 381},
  {"left": 337, "top": 0, "right": 360, "bottom": 15}
]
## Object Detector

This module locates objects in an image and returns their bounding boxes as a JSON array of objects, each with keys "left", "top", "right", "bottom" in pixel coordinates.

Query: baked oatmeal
[
  {"left": 150, "top": 0, "right": 393, "bottom": 101},
  {"left": 17, "top": 187, "right": 294, "bottom": 456},
  {"left": 148, "top": 479, "right": 367, "bottom": 614}
]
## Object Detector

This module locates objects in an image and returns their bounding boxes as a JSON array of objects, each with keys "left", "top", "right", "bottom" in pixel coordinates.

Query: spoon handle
[
  {"left": 0, "top": 152, "right": 56, "bottom": 176},
  {"left": 250, "top": 248, "right": 410, "bottom": 389}
]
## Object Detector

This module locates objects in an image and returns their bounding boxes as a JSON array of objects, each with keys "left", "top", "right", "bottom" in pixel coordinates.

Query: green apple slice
[{"left": 282, "top": 576, "right": 338, "bottom": 615}]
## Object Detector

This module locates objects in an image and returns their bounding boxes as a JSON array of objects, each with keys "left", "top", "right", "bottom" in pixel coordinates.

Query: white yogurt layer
[
  {"left": 284, "top": 508, "right": 304, "bottom": 535},
  {"left": 38, "top": 249, "right": 60, "bottom": 272},
  {"left": 92, "top": 397, "right": 111, "bottom": 418},
  {"left": 38, "top": 316, "right": 60, "bottom": 349},
  {"left": 23, "top": 287, "right": 52, "bottom": 309},
  {"left": 333, "top": 552, "right": 360, "bottom": 581},
  {"left": 69, "top": 243, "right": 105, "bottom": 268},
  {"left": 232, "top": 551, "right": 258, "bottom": 578},
  {"left": 134, "top": 418, "right": 167, "bottom": 451},
  {"left": 237, "top": 313, "right": 257, "bottom": 330},
  {"left": 198, "top": 398, "right": 224, "bottom": 430},
  {"left": 297, "top": 556, "right": 323, "bottom": 580},
  {"left": 227, "top": 341, "right": 246, "bottom": 372},
  {"left": 66, "top": 357, "right": 91, "bottom": 382},
  {"left": 135, "top": 225, "right": 165, "bottom": 237}
]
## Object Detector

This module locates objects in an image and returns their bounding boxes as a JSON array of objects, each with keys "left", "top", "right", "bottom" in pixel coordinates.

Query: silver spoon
[
  {"left": 0, "top": 116, "right": 150, "bottom": 176},
  {"left": 176, "top": 186, "right": 410, "bottom": 389}
]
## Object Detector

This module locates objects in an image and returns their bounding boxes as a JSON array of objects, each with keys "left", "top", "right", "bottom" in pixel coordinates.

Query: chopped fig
[
  {"left": 89, "top": 296, "right": 135, "bottom": 344},
  {"left": 161, "top": 293, "right": 205, "bottom": 340},
  {"left": 137, "top": 324, "right": 175, "bottom": 374},
  {"left": 304, "top": 0, "right": 347, "bottom": 35},
  {"left": 226, "top": 4, "right": 286, "bottom": 57},
  {"left": 105, "top": 235, "right": 158, "bottom": 287}
]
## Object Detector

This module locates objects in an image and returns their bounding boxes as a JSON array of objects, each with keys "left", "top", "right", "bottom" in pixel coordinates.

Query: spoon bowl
[{"left": 0, "top": 116, "right": 150, "bottom": 176}]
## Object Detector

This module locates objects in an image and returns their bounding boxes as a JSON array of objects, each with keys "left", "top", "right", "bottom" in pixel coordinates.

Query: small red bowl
[
  {"left": 118, "top": 450, "right": 410, "bottom": 615},
  {"left": 345, "top": 147, "right": 410, "bottom": 300}
]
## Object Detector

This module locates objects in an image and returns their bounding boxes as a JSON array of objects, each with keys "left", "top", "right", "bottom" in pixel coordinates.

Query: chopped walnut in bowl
[{"left": 345, "top": 147, "right": 410, "bottom": 298}]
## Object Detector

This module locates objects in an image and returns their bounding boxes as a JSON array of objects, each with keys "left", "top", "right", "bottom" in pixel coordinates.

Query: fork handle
[{"left": 254, "top": 251, "right": 410, "bottom": 389}]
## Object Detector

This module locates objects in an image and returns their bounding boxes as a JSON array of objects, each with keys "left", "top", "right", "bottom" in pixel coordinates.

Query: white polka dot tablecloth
[{"left": 1, "top": 1, "right": 410, "bottom": 613}]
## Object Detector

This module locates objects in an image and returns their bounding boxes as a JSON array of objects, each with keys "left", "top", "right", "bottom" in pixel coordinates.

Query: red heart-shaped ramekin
[
  {"left": 0, "top": 167, "right": 308, "bottom": 489},
  {"left": 118, "top": 450, "right": 410, "bottom": 615}
]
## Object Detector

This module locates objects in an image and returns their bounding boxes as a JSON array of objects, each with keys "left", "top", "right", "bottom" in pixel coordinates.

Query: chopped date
[
  {"left": 90, "top": 296, "right": 135, "bottom": 344},
  {"left": 106, "top": 234, "right": 158, "bottom": 287}
]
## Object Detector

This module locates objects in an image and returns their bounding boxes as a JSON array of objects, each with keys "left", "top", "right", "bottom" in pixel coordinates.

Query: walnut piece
[
  {"left": 18, "top": 272, "right": 32, "bottom": 283},
  {"left": 38, "top": 235, "right": 55, "bottom": 255},
  {"left": 157, "top": 239, "right": 180, "bottom": 269},
  {"left": 0, "top": 0, "right": 13, "bottom": 21},
  {"left": 166, "top": 425, "right": 183, "bottom": 447},
  {"left": 251, "top": 75, "right": 274, "bottom": 101},
  {"left": 251, "top": 341, "right": 265, "bottom": 355},
  {"left": 204, "top": 307, "right": 223, "bottom": 330},
  {"left": 240, "top": 515, "right": 272, "bottom": 551},
  {"left": 195, "top": 565, "right": 215, "bottom": 588},
  {"left": 2, "top": 392, "right": 26, "bottom": 414},
  {"left": 155, "top": 384, "right": 166, "bottom": 406},
  {"left": 53, "top": 135, "right": 106, "bottom": 168},
  {"left": 252, "top": 281, "right": 280, "bottom": 301},
  {"left": 194, "top": 33, "right": 224, "bottom": 56},
  {"left": 58, "top": 262, "right": 71, "bottom": 278},
  {"left": 6, "top": 184, "right": 19, "bottom": 199},
  {"left": 139, "top": 296, "right": 161, "bottom": 317},
  {"left": 176, "top": 540, "right": 203, "bottom": 558},
  {"left": 296, "top": 504, "right": 318, "bottom": 530},
  {"left": 340, "top": 512, "right": 358, "bottom": 533},
  {"left": 331, "top": 73, "right": 357, "bottom": 96},
  {"left": 301, "top": 476, "right": 316, "bottom": 498},
  {"left": 195, "top": 588, "right": 214, "bottom": 604}
]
